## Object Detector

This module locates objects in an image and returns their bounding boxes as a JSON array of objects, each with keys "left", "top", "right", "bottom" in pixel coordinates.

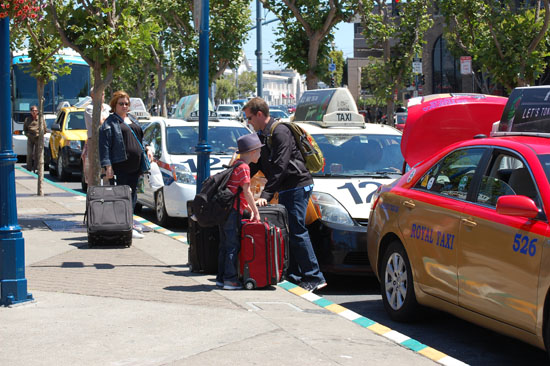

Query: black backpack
[{"left": 192, "top": 161, "right": 244, "bottom": 227}]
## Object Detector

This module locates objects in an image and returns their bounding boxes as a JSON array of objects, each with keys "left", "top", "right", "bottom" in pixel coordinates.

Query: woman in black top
[{"left": 99, "top": 91, "right": 147, "bottom": 236}]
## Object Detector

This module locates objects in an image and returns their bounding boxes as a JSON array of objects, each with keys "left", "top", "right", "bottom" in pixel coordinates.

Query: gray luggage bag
[{"left": 85, "top": 185, "right": 133, "bottom": 247}]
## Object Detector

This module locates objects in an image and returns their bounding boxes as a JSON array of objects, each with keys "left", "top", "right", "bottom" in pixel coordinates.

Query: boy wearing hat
[{"left": 216, "top": 133, "right": 262, "bottom": 290}]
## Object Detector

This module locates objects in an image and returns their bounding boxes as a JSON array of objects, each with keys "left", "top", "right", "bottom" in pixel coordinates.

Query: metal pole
[
  {"left": 0, "top": 17, "right": 33, "bottom": 306},
  {"left": 196, "top": 0, "right": 212, "bottom": 192},
  {"left": 255, "top": 0, "right": 263, "bottom": 98}
]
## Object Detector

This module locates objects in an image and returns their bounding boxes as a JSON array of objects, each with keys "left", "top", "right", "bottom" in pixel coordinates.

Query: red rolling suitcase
[{"left": 239, "top": 219, "right": 285, "bottom": 290}]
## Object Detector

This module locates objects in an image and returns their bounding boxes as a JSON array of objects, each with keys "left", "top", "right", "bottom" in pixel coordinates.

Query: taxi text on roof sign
[{"left": 495, "top": 86, "right": 550, "bottom": 135}]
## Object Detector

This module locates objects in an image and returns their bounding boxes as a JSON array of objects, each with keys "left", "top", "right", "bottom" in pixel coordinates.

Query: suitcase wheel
[{"left": 244, "top": 279, "right": 256, "bottom": 290}]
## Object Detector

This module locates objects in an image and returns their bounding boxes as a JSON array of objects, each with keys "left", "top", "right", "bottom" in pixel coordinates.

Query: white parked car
[
  {"left": 137, "top": 118, "right": 252, "bottom": 225},
  {"left": 216, "top": 104, "right": 240, "bottom": 120},
  {"left": 269, "top": 108, "right": 291, "bottom": 123}
]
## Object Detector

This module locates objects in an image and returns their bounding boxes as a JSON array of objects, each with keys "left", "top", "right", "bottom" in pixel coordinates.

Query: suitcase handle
[{"left": 243, "top": 234, "right": 256, "bottom": 264}]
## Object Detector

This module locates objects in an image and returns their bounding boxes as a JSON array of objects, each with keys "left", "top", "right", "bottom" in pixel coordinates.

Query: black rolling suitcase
[
  {"left": 85, "top": 184, "right": 133, "bottom": 247},
  {"left": 258, "top": 204, "right": 289, "bottom": 277},
  {"left": 187, "top": 200, "right": 219, "bottom": 273}
]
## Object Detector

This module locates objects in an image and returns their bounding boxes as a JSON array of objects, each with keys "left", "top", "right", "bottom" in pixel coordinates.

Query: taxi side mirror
[
  {"left": 496, "top": 195, "right": 539, "bottom": 218},
  {"left": 51, "top": 123, "right": 61, "bottom": 131}
]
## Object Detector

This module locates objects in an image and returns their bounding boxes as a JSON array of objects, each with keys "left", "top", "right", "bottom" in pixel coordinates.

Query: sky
[{"left": 242, "top": 4, "right": 355, "bottom": 72}]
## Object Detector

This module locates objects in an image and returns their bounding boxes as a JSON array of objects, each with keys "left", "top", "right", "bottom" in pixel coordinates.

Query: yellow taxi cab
[
  {"left": 367, "top": 88, "right": 550, "bottom": 357},
  {"left": 48, "top": 106, "right": 87, "bottom": 180}
]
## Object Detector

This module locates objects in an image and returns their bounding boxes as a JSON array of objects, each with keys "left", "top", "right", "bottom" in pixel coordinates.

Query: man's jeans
[
  {"left": 279, "top": 187, "right": 325, "bottom": 285},
  {"left": 217, "top": 209, "right": 241, "bottom": 283}
]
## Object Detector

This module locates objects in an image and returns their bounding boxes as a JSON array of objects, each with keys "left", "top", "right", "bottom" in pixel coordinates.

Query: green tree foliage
[
  {"left": 318, "top": 49, "right": 344, "bottom": 87},
  {"left": 439, "top": 0, "right": 550, "bottom": 92},
  {"left": 361, "top": 0, "right": 432, "bottom": 124},
  {"left": 215, "top": 76, "right": 237, "bottom": 104},
  {"left": 166, "top": 73, "right": 198, "bottom": 108},
  {"left": 237, "top": 70, "right": 257, "bottom": 98},
  {"left": 48, "top": 0, "right": 159, "bottom": 185},
  {"left": 156, "top": 0, "right": 252, "bottom": 85},
  {"left": 16, "top": 4, "right": 70, "bottom": 195},
  {"left": 260, "top": 0, "right": 360, "bottom": 90}
]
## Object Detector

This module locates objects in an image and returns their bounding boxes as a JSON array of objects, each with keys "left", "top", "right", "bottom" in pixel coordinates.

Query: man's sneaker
[
  {"left": 215, "top": 281, "right": 224, "bottom": 288},
  {"left": 223, "top": 281, "right": 243, "bottom": 290},
  {"left": 300, "top": 280, "right": 327, "bottom": 292},
  {"left": 132, "top": 229, "right": 144, "bottom": 239},
  {"left": 133, "top": 224, "right": 143, "bottom": 233}
]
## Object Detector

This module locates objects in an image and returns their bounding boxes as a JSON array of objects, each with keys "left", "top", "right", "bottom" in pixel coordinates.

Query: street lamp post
[
  {"left": 0, "top": 17, "right": 33, "bottom": 306},
  {"left": 255, "top": 0, "right": 263, "bottom": 98},
  {"left": 196, "top": 0, "right": 212, "bottom": 192}
]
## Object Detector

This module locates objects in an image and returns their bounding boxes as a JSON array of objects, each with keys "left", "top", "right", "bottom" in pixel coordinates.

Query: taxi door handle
[
  {"left": 402, "top": 200, "right": 415, "bottom": 208},
  {"left": 461, "top": 218, "right": 477, "bottom": 227}
]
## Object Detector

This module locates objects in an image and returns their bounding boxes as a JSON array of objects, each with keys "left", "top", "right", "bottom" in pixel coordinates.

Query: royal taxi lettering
[
  {"left": 411, "top": 224, "right": 454, "bottom": 249},
  {"left": 513, "top": 233, "right": 537, "bottom": 256}
]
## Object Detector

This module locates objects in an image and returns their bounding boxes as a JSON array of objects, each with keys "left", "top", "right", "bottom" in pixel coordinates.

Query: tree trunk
[
  {"left": 306, "top": 35, "right": 321, "bottom": 90},
  {"left": 88, "top": 67, "right": 112, "bottom": 187},
  {"left": 36, "top": 78, "right": 45, "bottom": 196}
]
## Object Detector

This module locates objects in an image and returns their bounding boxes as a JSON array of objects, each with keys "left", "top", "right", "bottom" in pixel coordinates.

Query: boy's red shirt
[{"left": 226, "top": 159, "right": 251, "bottom": 214}]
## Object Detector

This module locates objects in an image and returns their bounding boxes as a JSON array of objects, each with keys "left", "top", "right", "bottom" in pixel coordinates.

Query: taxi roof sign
[
  {"left": 310, "top": 110, "right": 365, "bottom": 128},
  {"left": 493, "top": 86, "right": 550, "bottom": 137}
]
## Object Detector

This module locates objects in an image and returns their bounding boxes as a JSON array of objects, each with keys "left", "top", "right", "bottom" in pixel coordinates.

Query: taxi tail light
[{"left": 14, "top": 130, "right": 23, "bottom": 135}]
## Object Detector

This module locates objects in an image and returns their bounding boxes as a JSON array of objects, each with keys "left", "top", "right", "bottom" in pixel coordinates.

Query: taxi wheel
[
  {"left": 48, "top": 150, "right": 56, "bottom": 176},
  {"left": 57, "top": 154, "right": 69, "bottom": 181},
  {"left": 155, "top": 189, "right": 170, "bottom": 226},
  {"left": 380, "top": 241, "right": 419, "bottom": 322}
]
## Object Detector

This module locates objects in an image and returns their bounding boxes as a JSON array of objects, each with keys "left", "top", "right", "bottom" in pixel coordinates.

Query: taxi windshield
[
  {"left": 539, "top": 154, "right": 550, "bottom": 183},
  {"left": 312, "top": 133, "right": 404, "bottom": 176},
  {"left": 166, "top": 125, "right": 249, "bottom": 155}
]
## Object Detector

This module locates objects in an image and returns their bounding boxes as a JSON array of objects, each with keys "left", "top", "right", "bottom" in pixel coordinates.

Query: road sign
[
  {"left": 328, "top": 63, "right": 336, "bottom": 72},
  {"left": 460, "top": 56, "right": 472, "bottom": 75},
  {"left": 412, "top": 58, "right": 422, "bottom": 74}
]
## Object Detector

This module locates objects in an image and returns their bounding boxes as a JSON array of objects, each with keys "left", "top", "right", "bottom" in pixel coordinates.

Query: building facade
[{"left": 347, "top": 12, "right": 474, "bottom": 103}]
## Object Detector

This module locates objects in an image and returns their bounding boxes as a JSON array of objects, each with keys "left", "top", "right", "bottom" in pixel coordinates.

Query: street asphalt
[{"left": 0, "top": 168, "right": 450, "bottom": 366}]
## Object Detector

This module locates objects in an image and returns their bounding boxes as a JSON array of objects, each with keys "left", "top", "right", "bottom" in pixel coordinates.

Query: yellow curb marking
[
  {"left": 418, "top": 347, "right": 446, "bottom": 361},
  {"left": 325, "top": 303, "right": 347, "bottom": 314},
  {"left": 367, "top": 323, "right": 392, "bottom": 335},
  {"left": 289, "top": 287, "right": 309, "bottom": 296}
]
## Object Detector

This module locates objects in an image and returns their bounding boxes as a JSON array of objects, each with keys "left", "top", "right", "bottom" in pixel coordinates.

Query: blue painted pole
[
  {"left": 0, "top": 17, "right": 33, "bottom": 306},
  {"left": 196, "top": 0, "right": 212, "bottom": 192},
  {"left": 255, "top": 0, "right": 263, "bottom": 98}
]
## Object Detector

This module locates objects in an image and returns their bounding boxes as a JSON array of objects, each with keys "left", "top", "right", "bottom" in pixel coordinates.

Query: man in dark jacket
[{"left": 243, "top": 97, "right": 326, "bottom": 292}]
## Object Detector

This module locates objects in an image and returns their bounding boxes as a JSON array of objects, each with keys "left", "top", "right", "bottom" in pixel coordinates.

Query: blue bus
[{"left": 11, "top": 50, "right": 91, "bottom": 156}]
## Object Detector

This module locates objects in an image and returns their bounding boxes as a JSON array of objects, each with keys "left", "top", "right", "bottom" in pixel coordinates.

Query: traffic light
[
  {"left": 420, "top": 74, "right": 425, "bottom": 85},
  {"left": 150, "top": 73, "right": 155, "bottom": 89},
  {"left": 330, "top": 76, "right": 335, "bottom": 88},
  {"left": 392, "top": 0, "right": 400, "bottom": 16}
]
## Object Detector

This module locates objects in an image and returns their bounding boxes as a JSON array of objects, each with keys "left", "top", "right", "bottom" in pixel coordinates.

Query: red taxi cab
[{"left": 367, "top": 88, "right": 550, "bottom": 357}]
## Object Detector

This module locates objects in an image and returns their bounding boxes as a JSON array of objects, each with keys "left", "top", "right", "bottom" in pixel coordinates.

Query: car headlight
[
  {"left": 171, "top": 164, "right": 195, "bottom": 184},
  {"left": 68, "top": 140, "right": 82, "bottom": 151},
  {"left": 310, "top": 191, "right": 355, "bottom": 226}
]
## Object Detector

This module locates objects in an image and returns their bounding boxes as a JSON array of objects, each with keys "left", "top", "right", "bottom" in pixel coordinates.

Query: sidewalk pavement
[{"left": 1, "top": 168, "right": 442, "bottom": 366}]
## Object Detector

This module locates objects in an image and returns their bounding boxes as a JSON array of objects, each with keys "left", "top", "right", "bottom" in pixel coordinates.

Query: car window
[
  {"left": 143, "top": 124, "right": 161, "bottom": 158},
  {"left": 166, "top": 126, "right": 249, "bottom": 155},
  {"left": 477, "top": 152, "right": 540, "bottom": 208},
  {"left": 56, "top": 112, "right": 65, "bottom": 127},
  {"left": 415, "top": 148, "right": 485, "bottom": 200},
  {"left": 65, "top": 111, "right": 85, "bottom": 130},
  {"left": 312, "top": 134, "right": 404, "bottom": 176}
]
